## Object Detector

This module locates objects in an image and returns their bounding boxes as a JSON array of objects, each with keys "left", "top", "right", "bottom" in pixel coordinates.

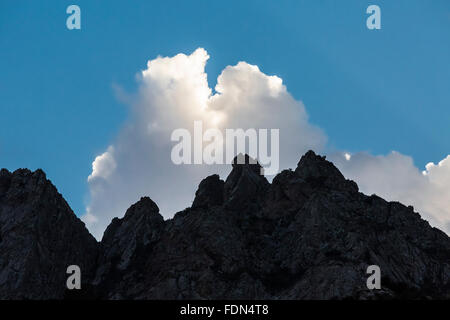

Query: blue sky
[{"left": 0, "top": 0, "right": 449, "bottom": 216}]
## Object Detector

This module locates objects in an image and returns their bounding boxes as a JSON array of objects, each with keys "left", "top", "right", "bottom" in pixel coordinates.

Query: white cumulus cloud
[
  {"left": 82, "top": 48, "right": 326, "bottom": 239},
  {"left": 82, "top": 48, "right": 449, "bottom": 239}
]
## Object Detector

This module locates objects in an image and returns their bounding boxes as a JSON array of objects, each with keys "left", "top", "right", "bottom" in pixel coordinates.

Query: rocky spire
[
  {"left": 224, "top": 154, "right": 269, "bottom": 211},
  {"left": 295, "top": 150, "right": 345, "bottom": 180},
  {"left": 93, "top": 196, "right": 164, "bottom": 298},
  {"left": 295, "top": 150, "right": 358, "bottom": 192},
  {"left": 192, "top": 174, "right": 225, "bottom": 209}
]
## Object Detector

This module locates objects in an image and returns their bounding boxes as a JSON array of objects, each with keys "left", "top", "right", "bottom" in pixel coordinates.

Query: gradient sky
[{"left": 0, "top": 0, "right": 449, "bottom": 216}]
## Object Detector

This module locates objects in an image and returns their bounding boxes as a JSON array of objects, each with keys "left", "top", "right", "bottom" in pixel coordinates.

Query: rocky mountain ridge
[{"left": 0, "top": 151, "right": 449, "bottom": 299}]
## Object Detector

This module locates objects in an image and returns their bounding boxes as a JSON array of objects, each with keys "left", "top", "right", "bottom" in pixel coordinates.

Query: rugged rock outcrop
[
  {"left": 0, "top": 151, "right": 449, "bottom": 299},
  {"left": 93, "top": 196, "right": 164, "bottom": 299},
  {"left": 0, "top": 168, "right": 98, "bottom": 299},
  {"left": 93, "top": 152, "right": 450, "bottom": 299}
]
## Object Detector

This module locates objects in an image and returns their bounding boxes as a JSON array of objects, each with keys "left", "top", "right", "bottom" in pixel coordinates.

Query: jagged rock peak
[
  {"left": 295, "top": 150, "right": 345, "bottom": 180},
  {"left": 224, "top": 154, "right": 269, "bottom": 210},
  {"left": 0, "top": 167, "right": 98, "bottom": 299},
  {"left": 101, "top": 197, "right": 163, "bottom": 243},
  {"left": 192, "top": 174, "right": 225, "bottom": 209},
  {"left": 225, "top": 154, "right": 268, "bottom": 188},
  {"left": 0, "top": 168, "right": 11, "bottom": 176},
  {"left": 123, "top": 196, "right": 161, "bottom": 220},
  {"left": 5, "top": 168, "right": 46, "bottom": 178},
  {"left": 95, "top": 196, "right": 165, "bottom": 297},
  {"left": 231, "top": 153, "right": 262, "bottom": 173},
  {"left": 0, "top": 168, "right": 51, "bottom": 196}
]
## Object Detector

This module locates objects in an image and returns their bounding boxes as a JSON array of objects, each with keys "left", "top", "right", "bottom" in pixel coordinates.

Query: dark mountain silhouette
[
  {"left": 0, "top": 168, "right": 98, "bottom": 299},
  {"left": 0, "top": 151, "right": 449, "bottom": 299}
]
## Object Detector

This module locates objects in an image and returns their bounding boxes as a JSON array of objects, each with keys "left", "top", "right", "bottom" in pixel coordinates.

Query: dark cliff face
[
  {"left": 0, "top": 151, "right": 449, "bottom": 300},
  {"left": 0, "top": 168, "right": 98, "bottom": 299}
]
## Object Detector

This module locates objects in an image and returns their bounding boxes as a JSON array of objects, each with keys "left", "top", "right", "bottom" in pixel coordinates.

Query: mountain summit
[{"left": 0, "top": 151, "right": 449, "bottom": 299}]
